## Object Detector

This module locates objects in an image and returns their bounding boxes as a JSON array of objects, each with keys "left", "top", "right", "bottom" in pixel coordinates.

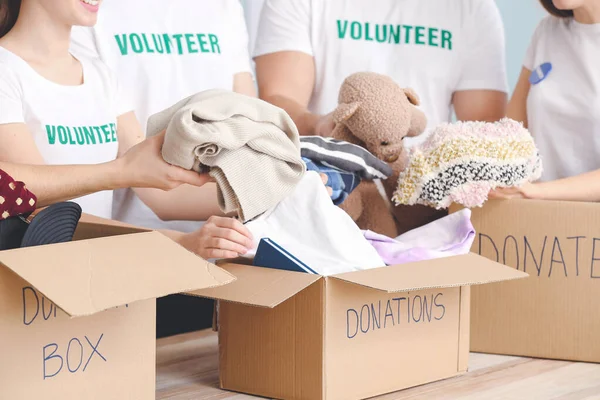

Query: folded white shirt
[{"left": 244, "top": 171, "right": 385, "bottom": 276}]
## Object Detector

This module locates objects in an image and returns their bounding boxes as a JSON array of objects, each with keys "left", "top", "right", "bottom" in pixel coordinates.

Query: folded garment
[
  {"left": 244, "top": 171, "right": 385, "bottom": 276},
  {"left": 300, "top": 136, "right": 393, "bottom": 180},
  {"left": 303, "top": 157, "right": 360, "bottom": 205},
  {"left": 364, "top": 208, "right": 475, "bottom": 265},
  {"left": 147, "top": 89, "right": 305, "bottom": 222},
  {"left": 393, "top": 118, "right": 543, "bottom": 209}
]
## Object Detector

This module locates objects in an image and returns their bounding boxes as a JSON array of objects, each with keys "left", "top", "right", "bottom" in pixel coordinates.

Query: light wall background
[
  {"left": 241, "top": 0, "right": 548, "bottom": 93},
  {"left": 497, "top": 0, "right": 546, "bottom": 92}
]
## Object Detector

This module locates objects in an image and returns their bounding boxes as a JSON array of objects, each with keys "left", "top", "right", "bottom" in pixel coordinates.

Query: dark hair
[
  {"left": 0, "top": 0, "right": 21, "bottom": 38},
  {"left": 539, "top": 0, "right": 574, "bottom": 18}
]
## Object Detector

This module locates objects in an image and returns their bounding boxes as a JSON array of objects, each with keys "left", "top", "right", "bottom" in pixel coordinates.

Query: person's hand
[
  {"left": 489, "top": 183, "right": 535, "bottom": 200},
  {"left": 178, "top": 216, "right": 254, "bottom": 259},
  {"left": 315, "top": 112, "right": 335, "bottom": 137},
  {"left": 120, "top": 131, "right": 210, "bottom": 190}
]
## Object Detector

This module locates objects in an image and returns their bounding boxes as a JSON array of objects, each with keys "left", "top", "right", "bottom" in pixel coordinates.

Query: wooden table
[{"left": 157, "top": 330, "right": 600, "bottom": 399}]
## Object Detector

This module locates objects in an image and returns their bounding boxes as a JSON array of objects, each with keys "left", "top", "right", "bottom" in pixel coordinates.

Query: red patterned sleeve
[{"left": 0, "top": 169, "right": 37, "bottom": 219}]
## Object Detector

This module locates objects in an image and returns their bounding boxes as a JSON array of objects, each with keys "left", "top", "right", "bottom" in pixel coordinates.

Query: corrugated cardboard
[
  {"left": 0, "top": 214, "right": 234, "bottom": 400},
  {"left": 191, "top": 253, "right": 526, "bottom": 400},
  {"left": 454, "top": 200, "right": 600, "bottom": 362}
]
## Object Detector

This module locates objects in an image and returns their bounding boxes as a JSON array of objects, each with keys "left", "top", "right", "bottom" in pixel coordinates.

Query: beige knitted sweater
[{"left": 147, "top": 89, "right": 305, "bottom": 222}]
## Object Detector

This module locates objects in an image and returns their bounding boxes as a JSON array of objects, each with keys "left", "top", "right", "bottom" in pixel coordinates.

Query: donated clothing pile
[{"left": 149, "top": 89, "right": 478, "bottom": 275}]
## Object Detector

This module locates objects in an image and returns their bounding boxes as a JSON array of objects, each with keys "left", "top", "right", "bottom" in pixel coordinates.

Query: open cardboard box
[
  {"left": 451, "top": 199, "right": 600, "bottom": 363},
  {"left": 190, "top": 252, "right": 527, "bottom": 400},
  {"left": 0, "top": 213, "right": 234, "bottom": 400}
]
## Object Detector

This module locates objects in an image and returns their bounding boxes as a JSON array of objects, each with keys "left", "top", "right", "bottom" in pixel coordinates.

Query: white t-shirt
[
  {"left": 524, "top": 16, "right": 600, "bottom": 182},
  {"left": 0, "top": 47, "right": 129, "bottom": 219},
  {"left": 243, "top": 0, "right": 266, "bottom": 58},
  {"left": 70, "top": 0, "right": 253, "bottom": 232},
  {"left": 253, "top": 0, "right": 508, "bottom": 146}
]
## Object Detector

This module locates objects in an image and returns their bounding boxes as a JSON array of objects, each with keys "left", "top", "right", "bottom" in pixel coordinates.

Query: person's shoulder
[
  {"left": 529, "top": 15, "right": 564, "bottom": 43},
  {"left": 0, "top": 50, "right": 25, "bottom": 86},
  {"left": 536, "top": 15, "right": 565, "bottom": 32}
]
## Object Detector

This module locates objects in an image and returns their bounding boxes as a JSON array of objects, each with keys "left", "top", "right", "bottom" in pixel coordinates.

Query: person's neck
[
  {"left": 573, "top": 2, "right": 600, "bottom": 24},
  {"left": 4, "top": 1, "right": 72, "bottom": 62}
]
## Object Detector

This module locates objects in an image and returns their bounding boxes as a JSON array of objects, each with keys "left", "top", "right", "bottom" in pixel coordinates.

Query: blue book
[{"left": 253, "top": 238, "right": 317, "bottom": 274}]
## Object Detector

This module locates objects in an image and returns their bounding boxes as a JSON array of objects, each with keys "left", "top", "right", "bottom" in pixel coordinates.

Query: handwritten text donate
[{"left": 478, "top": 233, "right": 600, "bottom": 278}]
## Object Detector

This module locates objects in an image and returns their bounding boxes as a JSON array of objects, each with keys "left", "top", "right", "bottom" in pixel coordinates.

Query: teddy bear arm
[
  {"left": 339, "top": 190, "right": 364, "bottom": 221},
  {"left": 356, "top": 183, "right": 399, "bottom": 238},
  {"left": 392, "top": 204, "right": 448, "bottom": 236}
]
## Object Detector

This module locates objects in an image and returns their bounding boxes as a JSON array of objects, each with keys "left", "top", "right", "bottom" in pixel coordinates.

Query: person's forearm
[
  {"left": 233, "top": 72, "right": 258, "bottom": 98},
  {"left": 0, "top": 160, "right": 125, "bottom": 207},
  {"left": 453, "top": 90, "right": 508, "bottom": 123},
  {"left": 261, "top": 94, "right": 319, "bottom": 136},
  {"left": 134, "top": 183, "right": 226, "bottom": 221},
  {"left": 527, "top": 170, "right": 600, "bottom": 202},
  {"left": 158, "top": 228, "right": 184, "bottom": 243}
]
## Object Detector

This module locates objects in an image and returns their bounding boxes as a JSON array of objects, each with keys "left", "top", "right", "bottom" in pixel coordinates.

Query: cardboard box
[
  {"left": 191, "top": 254, "right": 525, "bottom": 400},
  {"left": 455, "top": 199, "right": 600, "bottom": 362},
  {"left": 0, "top": 215, "right": 235, "bottom": 399}
]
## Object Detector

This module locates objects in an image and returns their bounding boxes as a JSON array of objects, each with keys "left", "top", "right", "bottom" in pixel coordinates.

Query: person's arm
[
  {"left": 0, "top": 158, "right": 122, "bottom": 208},
  {"left": 0, "top": 122, "right": 209, "bottom": 208},
  {"left": 115, "top": 111, "right": 225, "bottom": 221},
  {"left": 453, "top": 90, "right": 507, "bottom": 122},
  {"left": 256, "top": 51, "right": 328, "bottom": 135},
  {"left": 506, "top": 67, "right": 531, "bottom": 127},
  {"left": 253, "top": 0, "right": 333, "bottom": 136},
  {"left": 234, "top": 72, "right": 257, "bottom": 97},
  {"left": 453, "top": 0, "right": 508, "bottom": 122},
  {"left": 491, "top": 169, "right": 600, "bottom": 202}
]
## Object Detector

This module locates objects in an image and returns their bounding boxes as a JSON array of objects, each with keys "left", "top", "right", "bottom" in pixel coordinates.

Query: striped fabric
[
  {"left": 300, "top": 136, "right": 393, "bottom": 181},
  {"left": 303, "top": 157, "right": 360, "bottom": 205}
]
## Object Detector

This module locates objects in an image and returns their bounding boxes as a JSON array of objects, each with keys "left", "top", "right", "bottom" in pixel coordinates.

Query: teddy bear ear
[
  {"left": 333, "top": 101, "right": 360, "bottom": 123},
  {"left": 403, "top": 88, "right": 421, "bottom": 106}
]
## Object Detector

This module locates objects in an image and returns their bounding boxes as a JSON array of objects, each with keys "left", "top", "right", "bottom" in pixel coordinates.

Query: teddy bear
[{"left": 331, "top": 71, "right": 445, "bottom": 237}]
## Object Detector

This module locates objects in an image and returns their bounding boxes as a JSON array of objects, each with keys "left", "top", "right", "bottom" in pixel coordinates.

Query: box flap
[
  {"left": 0, "top": 232, "right": 235, "bottom": 317},
  {"left": 330, "top": 253, "right": 527, "bottom": 293},
  {"left": 73, "top": 213, "right": 148, "bottom": 241},
  {"left": 188, "top": 263, "right": 322, "bottom": 308},
  {"left": 77, "top": 212, "right": 144, "bottom": 229}
]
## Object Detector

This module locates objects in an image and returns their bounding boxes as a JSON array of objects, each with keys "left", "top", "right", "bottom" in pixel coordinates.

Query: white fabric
[
  {"left": 253, "top": 0, "right": 507, "bottom": 147},
  {"left": 524, "top": 16, "right": 600, "bottom": 182},
  {"left": 244, "top": 171, "right": 385, "bottom": 276},
  {"left": 0, "top": 47, "right": 127, "bottom": 219},
  {"left": 70, "top": 0, "right": 253, "bottom": 231}
]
